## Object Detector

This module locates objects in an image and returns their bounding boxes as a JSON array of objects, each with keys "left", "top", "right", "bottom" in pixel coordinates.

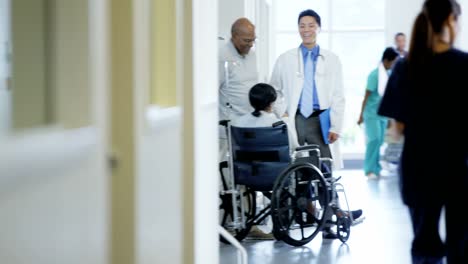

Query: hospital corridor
[
  {"left": 220, "top": 168, "right": 415, "bottom": 264},
  {"left": 0, "top": 0, "right": 467, "bottom": 264}
]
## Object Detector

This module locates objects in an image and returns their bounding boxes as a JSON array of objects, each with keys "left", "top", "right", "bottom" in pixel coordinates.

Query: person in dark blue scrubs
[{"left": 378, "top": 1, "right": 468, "bottom": 263}]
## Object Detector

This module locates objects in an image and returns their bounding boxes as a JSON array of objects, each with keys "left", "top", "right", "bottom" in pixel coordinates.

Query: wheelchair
[{"left": 219, "top": 120, "right": 356, "bottom": 246}]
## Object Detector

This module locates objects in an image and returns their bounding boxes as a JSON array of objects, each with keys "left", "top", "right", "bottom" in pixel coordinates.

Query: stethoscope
[{"left": 296, "top": 46, "right": 324, "bottom": 79}]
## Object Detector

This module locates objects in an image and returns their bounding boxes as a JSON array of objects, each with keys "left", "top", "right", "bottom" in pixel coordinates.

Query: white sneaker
[
  {"left": 246, "top": 225, "right": 275, "bottom": 240},
  {"left": 366, "top": 173, "right": 379, "bottom": 180}
]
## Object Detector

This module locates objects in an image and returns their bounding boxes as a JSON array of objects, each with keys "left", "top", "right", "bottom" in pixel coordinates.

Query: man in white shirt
[
  {"left": 218, "top": 18, "right": 258, "bottom": 121},
  {"left": 219, "top": 17, "right": 258, "bottom": 162},
  {"left": 219, "top": 18, "right": 276, "bottom": 240}
]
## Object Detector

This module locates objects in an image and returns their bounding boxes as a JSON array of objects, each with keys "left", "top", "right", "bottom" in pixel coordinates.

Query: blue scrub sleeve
[{"left": 366, "top": 69, "right": 378, "bottom": 92}]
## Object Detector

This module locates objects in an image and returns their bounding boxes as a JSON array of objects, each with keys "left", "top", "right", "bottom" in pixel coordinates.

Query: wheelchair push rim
[{"left": 271, "top": 161, "right": 330, "bottom": 246}]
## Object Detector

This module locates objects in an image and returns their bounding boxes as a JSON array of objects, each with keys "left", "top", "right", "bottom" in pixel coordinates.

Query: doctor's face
[
  {"left": 395, "top": 35, "right": 406, "bottom": 51},
  {"left": 299, "top": 16, "right": 320, "bottom": 48}
]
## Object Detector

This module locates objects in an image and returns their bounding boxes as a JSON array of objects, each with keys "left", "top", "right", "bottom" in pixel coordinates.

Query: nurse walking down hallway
[{"left": 357, "top": 47, "right": 399, "bottom": 179}]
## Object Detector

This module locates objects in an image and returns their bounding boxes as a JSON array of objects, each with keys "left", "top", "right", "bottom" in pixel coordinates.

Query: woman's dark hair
[
  {"left": 381, "top": 47, "right": 399, "bottom": 62},
  {"left": 249, "top": 83, "right": 277, "bottom": 117},
  {"left": 408, "top": 0, "right": 461, "bottom": 75},
  {"left": 298, "top": 9, "right": 321, "bottom": 26}
]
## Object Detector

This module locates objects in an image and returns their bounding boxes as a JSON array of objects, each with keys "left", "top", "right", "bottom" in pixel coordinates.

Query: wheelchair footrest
[
  {"left": 351, "top": 216, "right": 366, "bottom": 226},
  {"left": 220, "top": 189, "right": 239, "bottom": 195}
]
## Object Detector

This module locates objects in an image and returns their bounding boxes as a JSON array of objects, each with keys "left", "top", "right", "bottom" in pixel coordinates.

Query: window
[{"left": 272, "top": 0, "right": 385, "bottom": 156}]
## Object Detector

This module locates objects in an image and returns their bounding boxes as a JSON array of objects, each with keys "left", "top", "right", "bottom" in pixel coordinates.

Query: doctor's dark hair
[
  {"left": 408, "top": 0, "right": 460, "bottom": 74},
  {"left": 394, "top": 32, "right": 405, "bottom": 39},
  {"left": 381, "top": 47, "right": 399, "bottom": 62},
  {"left": 298, "top": 9, "right": 321, "bottom": 27},
  {"left": 249, "top": 83, "right": 277, "bottom": 117}
]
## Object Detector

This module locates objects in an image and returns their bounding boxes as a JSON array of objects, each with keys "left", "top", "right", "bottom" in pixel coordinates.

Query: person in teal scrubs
[{"left": 357, "top": 47, "right": 399, "bottom": 179}]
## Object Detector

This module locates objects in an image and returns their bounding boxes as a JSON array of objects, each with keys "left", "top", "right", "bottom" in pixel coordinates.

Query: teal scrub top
[{"left": 363, "top": 68, "right": 386, "bottom": 120}]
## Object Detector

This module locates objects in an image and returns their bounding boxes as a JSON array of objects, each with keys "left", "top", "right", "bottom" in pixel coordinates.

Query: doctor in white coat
[{"left": 270, "top": 9, "right": 345, "bottom": 169}]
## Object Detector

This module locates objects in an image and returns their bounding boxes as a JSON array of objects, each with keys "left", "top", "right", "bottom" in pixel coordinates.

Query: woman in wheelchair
[{"left": 220, "top": 83, "right": 363, "bottom": 245}]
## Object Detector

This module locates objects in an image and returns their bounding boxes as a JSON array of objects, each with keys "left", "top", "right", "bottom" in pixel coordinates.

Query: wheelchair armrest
[
  {"left": 219, "top": 120, "right": 231, "bottom": 127},
  {"left": 320, "top": 157, "right": 333, "bottom": 164},
  {"left": 295, "top": 144, "right": 320, "bottom": 152},
  {"left": 292, "top": 144, "right": 321, "bottom": 161},
  {"left": 272, "top": 120, "right": 286, "bottom": 127}
]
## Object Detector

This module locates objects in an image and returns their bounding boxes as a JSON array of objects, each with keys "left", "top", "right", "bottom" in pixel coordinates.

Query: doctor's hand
[{"left": 328, "top": 132, "right": 339, "bottom": 144}]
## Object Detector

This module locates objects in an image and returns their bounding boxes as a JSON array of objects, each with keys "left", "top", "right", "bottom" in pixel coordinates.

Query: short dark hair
[
  {"left": 298, "top": 9, "right": 321, "bottom": 27},
  {"left": 382, "top": 47, "right": 399, "bottom": 62},
  {"left": 249, "top": 83, "right": 277, "bottom": 117},
  {"left": 394, "top": 32, "right": 405, "bottom": 39}
]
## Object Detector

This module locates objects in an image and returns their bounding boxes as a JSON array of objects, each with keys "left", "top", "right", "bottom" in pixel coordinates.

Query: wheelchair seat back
[{"left": 230, "top": 124, "right": 290, "bottom": 191}]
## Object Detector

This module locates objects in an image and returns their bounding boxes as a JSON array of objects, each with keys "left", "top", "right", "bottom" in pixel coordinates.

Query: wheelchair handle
[{"left": 219, "top": 120, "right": 230, "bottom": 127}]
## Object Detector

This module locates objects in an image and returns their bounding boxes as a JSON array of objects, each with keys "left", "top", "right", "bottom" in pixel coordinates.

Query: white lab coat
[{"left": 270, "top": 47, "right": 345, "bottom": 169}]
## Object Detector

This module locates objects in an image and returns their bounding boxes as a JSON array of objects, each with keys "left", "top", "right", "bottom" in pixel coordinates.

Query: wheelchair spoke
[
  {"left": 277, "top": 204, "right": 295, "bottom": 213},
  {"left": 277, "top": 189, "right": 297, "bottom": 203},
  {"left": 286, "top": 209, "right": 299, "bottom": 229},
  {"left": 285, "top": 191, "right": 298, "bottom": 201}
]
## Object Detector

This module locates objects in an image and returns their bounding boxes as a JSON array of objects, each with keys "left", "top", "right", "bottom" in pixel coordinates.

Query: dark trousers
[
  {"left": 409, "top": 201, "right": 468, "bottom": 264},
  {"left": 295, "top": 112, "right": 332, "bottom": 159}
]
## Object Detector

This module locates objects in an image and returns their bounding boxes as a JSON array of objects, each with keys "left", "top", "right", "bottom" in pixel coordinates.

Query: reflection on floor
[{"left": 219, "top": 168, "right": 414, "bottom": 264}]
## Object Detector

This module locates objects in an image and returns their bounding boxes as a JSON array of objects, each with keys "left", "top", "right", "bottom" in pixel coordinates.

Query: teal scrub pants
[{"left": 364, "top": 117, "right": 387, "bottom": 175}]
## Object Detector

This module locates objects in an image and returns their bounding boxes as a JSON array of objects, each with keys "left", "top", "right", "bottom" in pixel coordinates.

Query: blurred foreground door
[
  {"left": 0, "top": 0, "right": 109, "bottom": 263},
  {"left": 0, "top": 0, "right": 11, "bottom": 137}
]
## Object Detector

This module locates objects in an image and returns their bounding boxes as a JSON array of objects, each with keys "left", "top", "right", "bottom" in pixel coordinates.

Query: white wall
[
  {"left": 218, "top": 0, "right": 245, "bottom": 39},
  {"left": 192, "top": 1, "right": 219, "bottom": 263},
  {"left": 138, "top": 108, "right": 183, "bottom": 264},
  {"left": 385, "top": 0, "right": 468, "bottom": 51},
  {"left": 457, "top": 1, "right": 468, "bottom": 50},
  {"left": 254, "top": 0, "right": 272, "bottom": 82},
  {"left": 385, "top": 0, "right": 424, "bottom": 48}
]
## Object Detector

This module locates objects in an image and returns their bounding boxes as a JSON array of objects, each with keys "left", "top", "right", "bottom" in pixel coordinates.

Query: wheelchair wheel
[
  {"left": 336, "top": 216, "right": 351, "bottom": 243},
  {"left": 271, "top": 161, "right": 330, "bottom": 246},
  {"left": 219, "top": 186, "right": 256, "bottom": 243}
]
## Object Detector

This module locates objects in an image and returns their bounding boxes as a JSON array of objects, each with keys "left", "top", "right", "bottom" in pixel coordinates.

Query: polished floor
[{"left": 219, "top": 166, "right": 416, "bottom": 264}]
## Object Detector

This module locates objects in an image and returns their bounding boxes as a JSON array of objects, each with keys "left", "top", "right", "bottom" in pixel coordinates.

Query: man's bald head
[
  {"left": 231, "top": 18, "right": 255, "bottom": 36},
  {"left": 230, "top": 18, "right": 256, "bottom": 56}
]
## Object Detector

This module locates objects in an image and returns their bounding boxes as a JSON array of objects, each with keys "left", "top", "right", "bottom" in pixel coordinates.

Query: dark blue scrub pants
[{"left": 409, "top": 201, "right": 468, "bottom": 264}]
